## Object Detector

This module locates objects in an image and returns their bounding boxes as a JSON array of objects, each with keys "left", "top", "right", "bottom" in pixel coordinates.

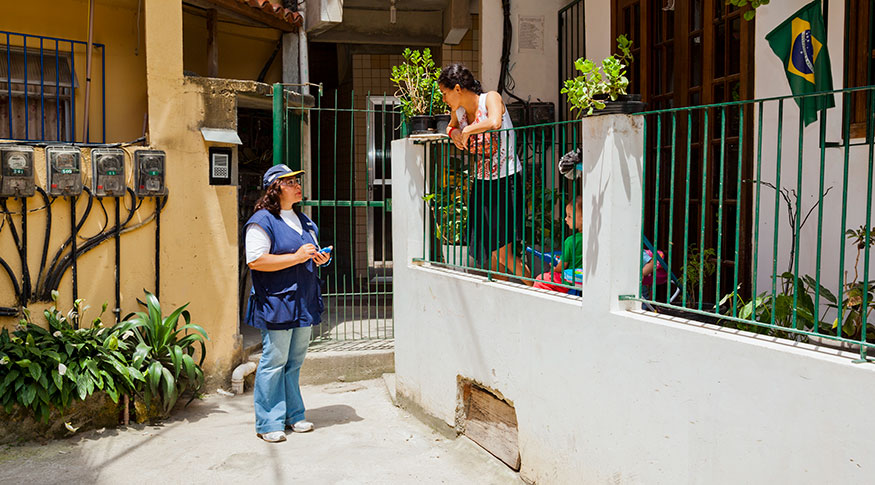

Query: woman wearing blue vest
[{"left": 245, "top": 164, "right": 330, "bottom": 443}]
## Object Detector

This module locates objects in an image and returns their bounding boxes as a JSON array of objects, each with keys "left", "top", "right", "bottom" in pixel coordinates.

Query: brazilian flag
[{"left": 765, "top": 0, "right": 835, "bottom": 126}]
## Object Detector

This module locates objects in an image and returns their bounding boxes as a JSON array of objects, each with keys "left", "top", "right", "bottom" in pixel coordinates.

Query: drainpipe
[
  {"left": 231, "top": 361, "right": 257, "bottom": 394},
  {"left": 298, "top": 1, "right": 309, "bottom": 96}
]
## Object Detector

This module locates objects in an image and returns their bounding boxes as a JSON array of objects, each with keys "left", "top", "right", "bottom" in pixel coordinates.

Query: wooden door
[{"left": 613, "top": 0, "right": 755, "bottom": 305}]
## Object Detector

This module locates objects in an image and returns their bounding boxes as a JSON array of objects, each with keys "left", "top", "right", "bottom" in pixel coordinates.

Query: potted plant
[
  {"left": 391, "top": 48, "right": 441, "bottom": 135},
  {"left": 561, "top": 35, "right": 646, "bottom": 117}
]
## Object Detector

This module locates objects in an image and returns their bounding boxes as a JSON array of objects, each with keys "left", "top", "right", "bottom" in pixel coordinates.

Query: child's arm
[
  {"left": 551, "top": 259, "right": 565, "bottom": 274},
  {"left": 642, "top": 259, "right": 654, "bottom": 277}
]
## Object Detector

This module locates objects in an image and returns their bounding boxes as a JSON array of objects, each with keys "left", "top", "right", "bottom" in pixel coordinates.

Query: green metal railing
[
  {"left": 273, "top": 85, "right": 399, "bottom": 344},
  {"left": 631, "top": 86, "right": 875, "bottom": 361},
  {"left": 420, "top": 120, "right": 584, "bottom": 293}
]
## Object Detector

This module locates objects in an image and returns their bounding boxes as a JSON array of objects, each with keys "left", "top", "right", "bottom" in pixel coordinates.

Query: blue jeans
[{"left": 253, "top": 326, "right": 312, "bottom": 434}]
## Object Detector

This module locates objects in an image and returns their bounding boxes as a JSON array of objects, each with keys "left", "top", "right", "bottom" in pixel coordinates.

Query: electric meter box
[
  {"left": 0, "top": 145, "right": 35, "bottom": 197},
  {"left": 91, "top": 148, "right": 126, "bottom": 197},
  {"left": 134, "top": 149, "right": 166, "bottom": 197},
  {"left": 46, "top": 145, "right": 83, "bottom": 197}
]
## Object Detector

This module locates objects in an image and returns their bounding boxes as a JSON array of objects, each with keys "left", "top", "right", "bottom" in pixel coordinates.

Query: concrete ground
[{"left": 0, "top": 379, "right": 523, "bottom": 485}]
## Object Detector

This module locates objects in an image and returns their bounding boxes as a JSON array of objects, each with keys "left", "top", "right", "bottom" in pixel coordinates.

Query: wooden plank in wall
[{"left": 462, "top": 383, "right": 521, "bottom": 471}]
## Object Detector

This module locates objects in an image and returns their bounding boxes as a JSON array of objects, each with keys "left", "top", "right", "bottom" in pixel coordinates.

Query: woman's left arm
[{"left": 460, "top": 91, "right": 504, "bottom": 138}]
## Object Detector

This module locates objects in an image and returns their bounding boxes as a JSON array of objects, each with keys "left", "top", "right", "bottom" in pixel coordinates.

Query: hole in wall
[{"left": 458, "top": 377, "right": 521, "bottom": 471}]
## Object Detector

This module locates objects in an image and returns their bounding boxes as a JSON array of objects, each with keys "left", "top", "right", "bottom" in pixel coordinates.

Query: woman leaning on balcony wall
[{"left": 438, "top": 64, "right": 532, "bottom": 285}]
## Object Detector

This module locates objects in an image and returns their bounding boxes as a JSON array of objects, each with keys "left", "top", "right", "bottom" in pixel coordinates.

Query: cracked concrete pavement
[{"left": 0, "top": 378, "right": 524, "bottom": 485}]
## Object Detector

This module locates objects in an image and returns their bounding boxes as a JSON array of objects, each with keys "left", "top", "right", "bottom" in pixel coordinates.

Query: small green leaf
[
  {"left": 76, "top": 374, "right": 89, "bottom": 400},
  {"left": 22, "top": 384, "right": 37, "bottom": 406},
  {"left": 51, "top": 369, "right": 63, "bottom": 391}
]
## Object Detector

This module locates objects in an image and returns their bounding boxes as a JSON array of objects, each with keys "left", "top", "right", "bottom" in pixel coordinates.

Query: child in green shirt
[{"left": 533, "top": 196, "right": 583, "bottom": 293}]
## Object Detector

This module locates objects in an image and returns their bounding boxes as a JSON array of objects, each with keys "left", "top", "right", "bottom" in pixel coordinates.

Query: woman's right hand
[
  {"left": 450, "top": 128, "right": 466, "bottom": 151},
  {"left": 294, "top": 244, "right": 317, "bottom": 265}
]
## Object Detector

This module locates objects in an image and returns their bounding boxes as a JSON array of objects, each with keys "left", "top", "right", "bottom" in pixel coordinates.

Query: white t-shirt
[
  {"left": 455, "top": 92, "right": 522, "bottom": 180},
  {"left": 245, "top": 210, "right": 317, "bottom": 264}
]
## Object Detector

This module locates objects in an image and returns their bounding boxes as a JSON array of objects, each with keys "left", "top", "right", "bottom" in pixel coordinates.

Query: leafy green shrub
[
  {"left": 561, "top": 35, "right": 634, "bottom": 117},
  {"left": 719, "top": 226, "right": 875, "bottom": 343},
  {"left": 125, "top": 291, "right": 208, "bottom": 415},
  {"left": 0, "top": 290, "right": 209, "bottom": 425},
  {"left": 390, "top": 48, "right": 444, "bottom": 119},
  {"left": 0, "top": 293, "right": 142, "bottom": 422}
]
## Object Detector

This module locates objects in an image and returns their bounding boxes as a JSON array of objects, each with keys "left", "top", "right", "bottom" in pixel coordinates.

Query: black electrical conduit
[
  {"left": 2, "top": 188, "right": 167, "bottom": 316},
  {"left": 497, "top": 0, "right": 527, "bottom": 107},
  {"left": 21, "top": 198, "right": 30, "bottom": 304},
  {"left": 0, "top": 191, "right": 53, "bottom": 313},
  {"left": 114, "top": 196, "right": 121, "bottom": 323},
  {"left": 153, "top": 194, "right": 168, "bottom": 300},
  {"left": 38, "top": 190, "right": 93, "bottom": 300},
  {"left": 40, "top": 188, "right": 143, "bottom": 300},
  {"left": 70, "top": 194, "right": 79, "bottom": 307},
  {"left": 34, "top": 187, "right": 52, "bottom": 301},
  {"left": 41, "top": 190, "right": 167, "bottom": 301},
  {"left": 0, "top": 198, "right": 30, "bottom": 308}
]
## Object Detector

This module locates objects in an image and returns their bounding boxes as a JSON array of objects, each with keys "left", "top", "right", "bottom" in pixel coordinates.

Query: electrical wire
[
  {"left": 41, "top": 189, "right": 164, "bottom": 298},
  {"left": 0, "top": 198, "right": 29, "bottom": 306},
  {"left": 0, "top": 195, "right": 56, "bottom": 214},
  {"left": 33, "top": 187, "right": 52, "bottom": 298},
  {"left": 78, "top": 196, "right": 108, "bottom": 239},
  {"left": 498, "top": 0, "right": 526, "bottom": 107},
  {"left": 38, "top": 189, "right": 93, "bottom": 300}
]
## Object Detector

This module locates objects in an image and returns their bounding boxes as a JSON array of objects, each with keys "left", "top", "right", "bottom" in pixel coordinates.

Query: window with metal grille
[
  {"left": 0, "top": 45, "right": 76, "bottom": 141},
  {"left": 558, "top": 0, "right": 587, "bottom": 121}
]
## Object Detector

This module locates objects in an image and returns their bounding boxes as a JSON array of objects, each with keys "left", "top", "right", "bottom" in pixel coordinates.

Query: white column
[{"left": 580, "top": 114, "right": 645, "bottom": 312}]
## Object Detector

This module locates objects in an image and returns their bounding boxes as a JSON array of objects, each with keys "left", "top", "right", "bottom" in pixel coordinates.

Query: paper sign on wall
[{"left": 518, "top": 15, "right": 544, "bottom": 52}]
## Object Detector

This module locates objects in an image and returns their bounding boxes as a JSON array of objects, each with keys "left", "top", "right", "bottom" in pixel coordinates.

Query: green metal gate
[{"left": 272, "top": 84, "right": 398, "bottom": 349}]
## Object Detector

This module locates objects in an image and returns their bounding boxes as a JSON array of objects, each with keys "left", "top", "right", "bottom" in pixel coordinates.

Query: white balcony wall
[{"left": 391, "top": 115, "right": 875, "bottom": 484}]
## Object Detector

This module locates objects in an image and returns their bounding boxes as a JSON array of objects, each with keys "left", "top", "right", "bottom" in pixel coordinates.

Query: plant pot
[
  {"left": 409, "top": 115, "right": 434, "bottom": 135},
  {"left": 440, "top": 244, "right": 470, "bottom": 267},
  {"left": 434, "top": 114, "right": 451, "bottom": 135},
  {"left": 589, "top": 94, "right": 647, "bottom": 116}
]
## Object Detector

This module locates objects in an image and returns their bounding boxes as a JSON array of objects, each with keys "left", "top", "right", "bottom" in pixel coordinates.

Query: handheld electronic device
[{"left": 318, "top": 246, "right": 333, "bottom": 254}]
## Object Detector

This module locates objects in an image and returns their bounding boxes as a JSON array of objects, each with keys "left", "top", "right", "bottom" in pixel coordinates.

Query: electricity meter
[
  {"left": 0, "top": 145, "right": 35, "bottom": 197},
  {"left": 134, "top": 150, "right": 166, "bottom": 197},
  {"left": 46, "top": 145, "right": 83, "bottom": 197},
  {"left": 91, "top": 148, "right": 126, "bottom": 197}
]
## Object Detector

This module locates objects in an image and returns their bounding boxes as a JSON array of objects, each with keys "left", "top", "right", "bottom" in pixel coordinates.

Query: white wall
[
  {"left": 479, "top": 0, "right": 613, "bottom": 113},
  {"left": 753, "top": 1, "right": 874, "bottom": 304},
  {"left": 391, "top": 115, "right": 875, "bottom": 483}
]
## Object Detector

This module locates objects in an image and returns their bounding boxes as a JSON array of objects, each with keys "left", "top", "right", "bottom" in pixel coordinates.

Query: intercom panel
[
  {"left": 0, "top": 145, "right": 35, "bottom": 197},
  {"left": 134, "top": 150, "right": 166, "bottom": 197},
  {"left": 91, "top": 148, "right": 126, "bottom": 197},
  {"left": 46, "top": 145, "right": 83, "bottom": 197}
]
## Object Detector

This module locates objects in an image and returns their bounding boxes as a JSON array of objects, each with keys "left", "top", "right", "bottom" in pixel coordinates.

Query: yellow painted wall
[
  {"left": 0, "top": 0, "right": 148, "bottom": 143},
  {"left": 0, "top": 0, "right": 257, "bottom": 387},
  {"left": 0, "top": 0, "right": 156, "bottom": 327},
  {"left": 182, "top": 9, "right": 283, "bottom": 83},
  {"left": 144, "top": 0, "right": 241, "bottom": 385}
]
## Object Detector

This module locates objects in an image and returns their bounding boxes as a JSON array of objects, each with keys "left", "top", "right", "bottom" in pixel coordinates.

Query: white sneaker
[
  {"left": 291, "top": 420, "right": 314, "bottom": 433},
  {"left": 257, "top": 431, "right": 287, "bottom": 442}
]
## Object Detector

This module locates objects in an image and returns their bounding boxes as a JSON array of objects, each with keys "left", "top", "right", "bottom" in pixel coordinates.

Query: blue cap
[{"left": 262, "top": 164, "right": 305, "bottom": 188}]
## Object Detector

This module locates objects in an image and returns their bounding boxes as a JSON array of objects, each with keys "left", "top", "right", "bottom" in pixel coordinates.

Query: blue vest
[{"left": 245, "top": 209, "right": 323, "bottom": 330}]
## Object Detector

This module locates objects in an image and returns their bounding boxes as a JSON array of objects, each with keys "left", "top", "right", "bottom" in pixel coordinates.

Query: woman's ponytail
[{"left": 439, "top": 64, "right": 483, "bottom": 94}]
